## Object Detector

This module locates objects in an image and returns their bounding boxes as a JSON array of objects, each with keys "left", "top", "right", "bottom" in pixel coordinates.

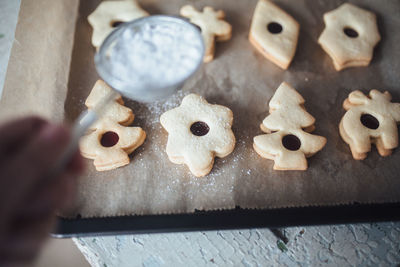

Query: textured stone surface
[{"left": 74, "top": 223, "right": 400, "bottom": 266}]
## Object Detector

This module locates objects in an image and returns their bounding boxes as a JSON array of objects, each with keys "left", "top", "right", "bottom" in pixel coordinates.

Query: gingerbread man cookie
[
  {"left": 80, "top": 80, "right": 146, "bottom": 171},
  {"left": 249, "top": 0, "right": 300, "bottom": 70},
  {"left": 180, "top": 5, "right": 232, "bottom": 63},
  {"left": 88, "top": 0, "right": 148, "bottom": 49},
  {"left": 253, "top": 82, "right": 326, "bottom": 170},
  {"left": 160, "top": 94, "right": 235, "bottom": 177},
  {"left": 318, "top": 3, "right": 380, "bottom": 71},
  {"left": 339, "top": 90, "right": 400, "bottom": 160}
]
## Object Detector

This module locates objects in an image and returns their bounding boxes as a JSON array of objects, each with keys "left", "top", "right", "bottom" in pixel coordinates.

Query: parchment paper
[{"left": 1, "top": 0, "right": 400, "bottom": 218}]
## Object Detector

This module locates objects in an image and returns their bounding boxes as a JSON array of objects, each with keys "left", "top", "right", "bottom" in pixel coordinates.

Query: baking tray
[
  {"left": 53, "top": 0, "right": 400, "bottom": 236},
  {"left": 52, "top": 203, "right": 400, "bottom": 237},
  {"left": 2, "top": 0, "right": 399, "bottom": 237}
]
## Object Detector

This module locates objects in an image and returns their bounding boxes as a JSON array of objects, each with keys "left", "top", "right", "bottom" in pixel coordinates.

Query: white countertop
[
  {"left": 1, "top": 1, "right": 399, "bottom": 266},
  {"left": 0, "top": 0, "right": 20, "bottom": 97},
  {"left": 74, "top": 223, "right": 400, "bottom": 266}
]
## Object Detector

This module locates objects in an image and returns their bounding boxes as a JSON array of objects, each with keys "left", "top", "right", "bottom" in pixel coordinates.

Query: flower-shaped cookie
[
  {"left": 339, "top": 90, "right": 400, "bottom": 160},
  {"left": 88, "top": 0, "right": 148, "bottom": 48},
  {"left": 253, "top": 82, "right": 326, "bottom": 170},
  {"left": 318, "top": 3, "right": 381, "bottom": 71},
  {"left": 180, "top": 5, "right": 232, "bottom": 63},
  {"left": 249, "top": 0, "right": 299, "bottom": 69},
  {"left": 160, "top": 94, "right": 235, "bottom": 177},
  {"left": 80, "top": 80, "right": 146, "bottom": 171}
]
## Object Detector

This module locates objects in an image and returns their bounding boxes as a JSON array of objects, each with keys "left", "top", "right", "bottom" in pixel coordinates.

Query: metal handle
[{"left": 48, "top": 90, "right": 118, "bottom": 178}]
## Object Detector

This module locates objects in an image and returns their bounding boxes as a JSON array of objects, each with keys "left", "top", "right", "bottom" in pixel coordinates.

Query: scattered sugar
[{"left": 87, "top": 83, "right": 251, "bottom": 216}]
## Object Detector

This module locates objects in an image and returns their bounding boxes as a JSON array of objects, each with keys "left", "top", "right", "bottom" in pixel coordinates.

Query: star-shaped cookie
[{"left": 160, "top": 94, "right": 235, "bottom": 177}]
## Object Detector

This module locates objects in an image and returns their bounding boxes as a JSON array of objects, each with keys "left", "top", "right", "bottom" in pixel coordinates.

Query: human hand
[{"left": 0, "top": 117, "right": 84, "bottom": 264}]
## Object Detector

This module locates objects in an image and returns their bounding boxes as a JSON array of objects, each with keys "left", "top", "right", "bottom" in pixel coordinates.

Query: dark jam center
[
  {"left": 111, "top": 21, "right": 124, "bottom": 28},
  {"left": 267, "top": 22, "right": 283, "bottom": 34},
  {"left": 190, "top": 121, "right": 210, "bottom": 136},
  {"left": 360, "top": 114, "right": 379, "bottom": 129},
  {"left": 101, "top": 131, "right": 119, "bottom": 147},
  {"left": 282, "top": 134, "right": 301, "bottom": 151},
  {"left": 343, "top": 27, "right": 358, "bottom": 38}
]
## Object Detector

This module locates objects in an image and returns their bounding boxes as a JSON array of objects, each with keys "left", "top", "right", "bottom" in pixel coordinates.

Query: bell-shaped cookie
[{"left": 318, "top": 3, "right": 381, "bottom": 71}]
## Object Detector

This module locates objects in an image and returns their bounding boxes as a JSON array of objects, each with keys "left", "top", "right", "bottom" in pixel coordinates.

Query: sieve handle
[{"left": 48, "top": 90, "right": 118, "bottom": 178}]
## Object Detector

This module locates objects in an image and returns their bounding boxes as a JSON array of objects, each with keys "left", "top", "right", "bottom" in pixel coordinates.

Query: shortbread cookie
[
  {"left": 80, "top": 80, "right": 146, "bottom": 171},
  {"left": 180, "top": 5, "right": 232, "bottom": 63},
  {"left": 339, "top": 90, "right": 400, "bottom": 160},
  {"left": 88, "top": 0, "right": 148, "bottom": 48},
  {"left": 249, "top": 0, "right": 299, "bottom": 70},
  {"left": 318, "top": 3, "right": 381, "bottom": 71},
  {"left": 160, "top": 94, "right": 235, "bottom": 177},
  {"left": 253, "top": 82, "right": 326, "bottom": 170}
]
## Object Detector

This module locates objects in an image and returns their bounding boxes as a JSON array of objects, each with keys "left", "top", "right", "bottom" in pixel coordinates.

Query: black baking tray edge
[{"left": 52, "top": 202, "right": 400, "bottom": 238}]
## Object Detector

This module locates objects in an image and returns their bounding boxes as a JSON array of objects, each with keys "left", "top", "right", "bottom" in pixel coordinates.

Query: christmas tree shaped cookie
[
  {"left": 253, "top": 82, "right": 326, "bottom": 170},
  {"left": 80, "top": 80, "right": 146, "bottom": 171},
  {"left": 180, "top": 5, "right": 232, "bottom": 63},
  {"left": 249, "top": 0, "right": 299, "bottom": 69}
]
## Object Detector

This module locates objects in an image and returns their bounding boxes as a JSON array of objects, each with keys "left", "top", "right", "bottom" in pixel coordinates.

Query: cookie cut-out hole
[
  {"left": 111, "top": 21, "right": 124, "bottom": 28},
  {"left": 190, "top": 121, "right": 210, "bottom": 136},
  {"left": 282, "top": 134, "right": 301, "bottom": 151},
  {"left": 360, "top": 114, "right": 379, "bottom": 129},
  {"left": 101, "top": 131, "right": 119, "bottom": 147},
  {"left": 267, "top": 22, "right": 283, "bottom": 34},
  {"left": 343, "top": 27, "right": 358, "bottom": 38}
]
